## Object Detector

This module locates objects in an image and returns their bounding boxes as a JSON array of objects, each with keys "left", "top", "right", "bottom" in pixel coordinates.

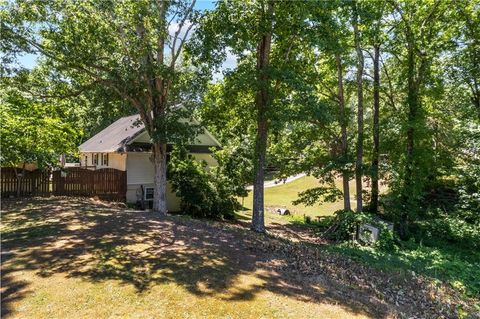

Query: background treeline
[{"left": 193, "top": 0, "right": 480, "bottom": 245}]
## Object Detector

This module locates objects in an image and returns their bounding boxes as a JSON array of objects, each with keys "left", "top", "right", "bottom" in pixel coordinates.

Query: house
[{"left": 78, "top": 114, "right": 221, "bottom": 211}]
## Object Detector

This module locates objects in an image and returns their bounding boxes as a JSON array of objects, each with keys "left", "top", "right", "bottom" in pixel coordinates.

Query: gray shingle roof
[
  {"left": 79, "top": 114, "right": 222, "bottom": 153},
  {"left": 79, "top": 114, "right": 144, "bottom": 152}
]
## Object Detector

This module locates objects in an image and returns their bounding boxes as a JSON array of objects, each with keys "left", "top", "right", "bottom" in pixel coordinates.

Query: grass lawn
[
  {"left": 239, "top": 176, "right": 358, "bottom": 219},
  {"left": 1, "top": 197, "right": 474, "bottom": 318},
  {"left": 0, "top": 197, "right": 375, "bottom": 319}
]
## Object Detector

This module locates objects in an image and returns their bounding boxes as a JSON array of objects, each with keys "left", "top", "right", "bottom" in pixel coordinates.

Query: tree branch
[
  {"left": 379, "top": 53, "right": 397, "bottom": 111},
  {"left": 170, "top": 0, "right": 196, "bottom": 66}
]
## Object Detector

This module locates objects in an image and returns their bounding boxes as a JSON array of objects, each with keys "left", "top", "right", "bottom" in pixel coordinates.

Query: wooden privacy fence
[
  {"left": 1, "top": 167, "right": 126, "bottom": 200},
  {"left": 52, "top": 167, "right": 126, "bottom": 199},
  {"left": 1, "top": 167, "right": 51, "bottom": 197}
]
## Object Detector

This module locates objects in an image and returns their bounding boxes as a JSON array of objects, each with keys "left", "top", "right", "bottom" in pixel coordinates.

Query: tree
[
  {"left": 266, "top": 1, "right": 355, "bottom": 213},
  {"left": 335, "top": 52, "right": 352, "bottom": 211},
  {"left": 370, "top": 43, "right": 381, "bottom": 213},
  {"left": 450, "top": 2, "right": 480, "bottom": 121},
  {"left": 193, "top": 0, "right": 308, "bottom": 232},
  {"left": 2, "top": 0, "right": 203, "bottom": 214},
  {"left": 388, "top": 0, "right": 450, "bottom": 238},
  {"left": 1, "top": 70, "right": 80, "bottom": 194},
  {"left": 352, "top": 1, "right": 365, "bottom": 212},
  {"left": 250, "top": 0, "right": 274, "bottom": 232},
  {"left": 359, "top": 0, "right": 386, "bottom": 214}
]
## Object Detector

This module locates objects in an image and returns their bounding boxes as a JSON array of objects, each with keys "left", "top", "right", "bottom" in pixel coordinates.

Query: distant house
[{"left": 79, "top": 114, "right": 221, "bottom": 211}]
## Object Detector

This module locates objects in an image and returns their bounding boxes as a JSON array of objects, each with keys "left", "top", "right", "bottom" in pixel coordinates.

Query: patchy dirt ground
[{"left": 0, "top": 197, "right": 476, "bottom": 318}]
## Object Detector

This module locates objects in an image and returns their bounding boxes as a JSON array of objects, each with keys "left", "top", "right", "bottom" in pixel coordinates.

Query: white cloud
[
  {"left": 168, "top": 20, "right": 197, "bottom": 52},
  {"left": 212, "top": 48, "right": 238, "bottom": 81}
]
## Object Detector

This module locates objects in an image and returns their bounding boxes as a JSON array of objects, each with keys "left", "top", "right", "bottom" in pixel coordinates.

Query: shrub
[
  {"left": 168, "top": 145, "right": 238, "bottom": 220},
  {"left": 375, "top": 223, "right": 397, "bottom": 251},
  {"left": 323, "top": 210, "right": 363, "bottom": 241},
  {"left": 412, "top": 218, "right": 480, "bottom": 250},
  {"left": 323, "top": 210, "right": 397, "bottom": 251},
  {"left": 455, "top": 163, "right": 480, "bottom": 224}
]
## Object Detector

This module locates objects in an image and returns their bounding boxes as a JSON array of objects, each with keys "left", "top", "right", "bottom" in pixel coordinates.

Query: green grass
[
  {"left": 327, "top": 240, "right": 480, "bottom": 299},
  {"left": 239, "top": 176, "right": 357, "bottom": 218}
]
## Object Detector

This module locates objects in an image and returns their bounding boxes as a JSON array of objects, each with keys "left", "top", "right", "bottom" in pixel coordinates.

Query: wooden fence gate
[{"left": 1, "top": 167, "right": 127, "bottom": 200}]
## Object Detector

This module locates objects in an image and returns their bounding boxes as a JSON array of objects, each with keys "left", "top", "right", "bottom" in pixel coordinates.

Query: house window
[
  {"left": 93, "top": 153, "right": 99, "bottom": 165},
  {"left": 84, "top": 156, "right": 88, "bottom": 166},
  {"left": 103, "top": 153, "right": 109, "bottom": 166},
  {"left": 145, "top": 188, "right": 154, "bottom": 200}
]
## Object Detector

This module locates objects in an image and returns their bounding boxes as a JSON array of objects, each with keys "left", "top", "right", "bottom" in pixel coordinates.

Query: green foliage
[
  {"left": 318, "top": 209, "right": 398, "bottom": 252},
  {"left": 329, "top": 239, "right": 480, "bottom": 298},
  {"left": 454, "top": 125, "right": 480, "bottom": 223},
  {"left": 212, "top": 145, "right": 252, "bottom": 198},
  {"left": 168, "top": 146, "right": 238, "bottom": 220},
  {"left": 0, "top": 73, "right": 80, "bottom": 168},
  {"left": 375, "top": 223, "right": 397, "bottom": 252},
  {"left": 412, "top": 218, "right": 480, "bottom": 250},
  {"left": 293, "top": 186, "right": 343, "bottom": 206},
  {"left": 326, "top": 210, "right": 363, "bottom": 241}
]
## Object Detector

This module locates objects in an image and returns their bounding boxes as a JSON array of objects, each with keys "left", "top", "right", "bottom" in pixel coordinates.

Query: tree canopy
[{"left": 1, "top": 0, "right": 478, "bottom": 238}]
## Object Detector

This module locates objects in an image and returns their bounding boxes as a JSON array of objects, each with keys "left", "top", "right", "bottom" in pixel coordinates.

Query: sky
[{"left": 16, "top": 0, "right": 237, "bottom": 74}]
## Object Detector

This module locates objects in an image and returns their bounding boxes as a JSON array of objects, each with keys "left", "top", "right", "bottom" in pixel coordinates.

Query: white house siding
[
  {"left": 130, "top": 130, "right": 220, "bottom": 148},
  {"left": 130, "top": 131, "right": 150, "bottom": 143},
  {"left": 126, "top": 152, "right": 155, "bottom": 185},
  {"left": 192, "top": 153, "right": 218, "bottom": 167},
  {"left": 79, "top": 152, "right": 127, "bottom": 171},
  {"left": 125, "top": 152, "right": 183, "bottom": 211},
  {"left": 125, "top": 152, "right": 218, "bottom": 212}
]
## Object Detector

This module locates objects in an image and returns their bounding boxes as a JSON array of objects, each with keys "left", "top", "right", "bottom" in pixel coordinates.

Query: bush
[
  {"left": 455, "top": 163, "right": 480, "bottom": 224},
  {"left": 375, "top": 223, "right": 397, "bottom": 251},
  {"left": 168, "top": 146, "right": 238, "bottom": 220},
  {"left": 323, "top": 210, "right": 362, "bottom": 241},
  {"left": 323, "top": 210, "right": 397, "bottom": 251},
  {"left": 412, "top": 218, "right": 480, "bottom": 249}
]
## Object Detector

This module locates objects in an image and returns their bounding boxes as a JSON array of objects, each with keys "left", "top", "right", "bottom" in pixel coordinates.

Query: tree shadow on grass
[{"left": 0, "top": 197, "right": 461, "bottom": 318}]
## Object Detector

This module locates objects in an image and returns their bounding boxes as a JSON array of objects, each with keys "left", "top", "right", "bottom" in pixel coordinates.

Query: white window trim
[{"left": 103, "top": 153, "right": 109, "bottom": 166}]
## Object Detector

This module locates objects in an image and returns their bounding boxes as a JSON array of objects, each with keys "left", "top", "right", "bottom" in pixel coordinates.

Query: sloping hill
[{"left": 1, "top": 197, "right": 473, "bottom": 318}]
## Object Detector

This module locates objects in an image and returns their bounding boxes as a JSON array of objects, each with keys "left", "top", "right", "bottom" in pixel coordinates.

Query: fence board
[
  {"left": 52, "top": 167, "right": 126, "bottom": 200},
  {"left": 2, "top": 167, "right": 126, "bottom": 200},
  {"left": 1, "top": 167, "right": 51, "bottom": 197}
]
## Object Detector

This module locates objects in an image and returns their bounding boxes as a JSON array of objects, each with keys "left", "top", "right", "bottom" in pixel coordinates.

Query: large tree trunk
[
  {"left": 370, "top": 44, "right": 380, "bottom": 214},
  {"left": 400, "top": 39, "right": 418, "bottom": 239},
  {"left": 152, "top": 142, "right": 168, "bottom": 215},
  {"left": 252, "top": 117, "right": 268, "bottom": 232},
  {"left": 336, "top": 53, "right": 351, "bottom": 211},
  {"left": 353, "top": 7, "right": 364, "bottom": 213},
  {"left": 252, "top": 0, "right": 273, "bottom": 233}
]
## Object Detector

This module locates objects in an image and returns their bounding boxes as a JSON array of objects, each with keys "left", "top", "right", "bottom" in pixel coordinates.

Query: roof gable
[{"left": 79, "top": 114, "right": 221, "bottom": 152}]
